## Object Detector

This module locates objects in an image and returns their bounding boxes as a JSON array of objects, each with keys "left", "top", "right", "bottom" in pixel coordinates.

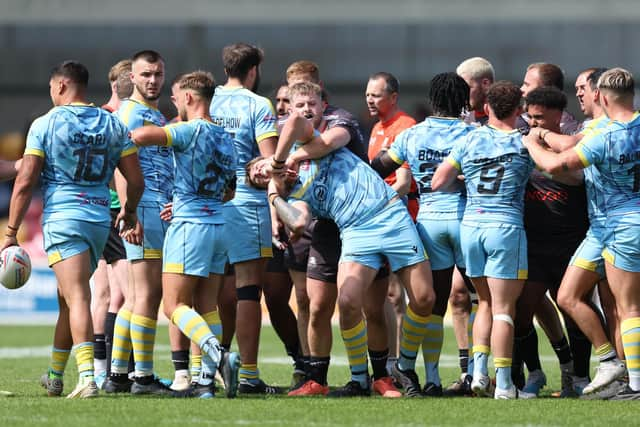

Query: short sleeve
[
  {"left": 24, "top": 116, "right": 47, "bottom": 157},
  {"left": 387, "top": 131, "right": 408, "bottom": 166},
  {"left": 575, "top": 130, "right": 606, "bottom": 168},
  {"left": 254, "top": 98, "right": 279, "bottom": 143},
  {"left": 164, "top": 122, "right": 191, "bottom": 151}
]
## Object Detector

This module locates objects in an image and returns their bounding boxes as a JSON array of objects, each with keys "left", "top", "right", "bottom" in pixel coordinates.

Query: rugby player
[
  {"left": 129, "top": 70, "right": 241, "bottom": 399},
  {"left": 105, "top": 50, "right": 174, "bottom": 395},
  {"left": 3, "top": 60, "right": 144, "bottom": 398},
  {"left": 523, "top": 68, "right": 638, "bottom": 400},
  {"left": 432, "top": 81, "right": 534, "bottom": 399},
  {"left": 372, "top": 72, "right": 475, "bottom": 396},
  {"left": 210, "top": 43, "right": 280, "bottom": 394},
  {"left": 250, "top": 81, "right": 436, "bottom": 398}
]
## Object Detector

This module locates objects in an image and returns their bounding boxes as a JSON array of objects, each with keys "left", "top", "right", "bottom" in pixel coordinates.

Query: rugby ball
[{"left": 0, "top": 246, "right": 31, "bottom": 289}]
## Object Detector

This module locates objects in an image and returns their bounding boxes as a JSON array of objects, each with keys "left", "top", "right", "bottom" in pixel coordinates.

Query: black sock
[
  {"left": 221, "top": 343, "right": 231, "bottom": 353},
  {"left": 551, "top": 336, "right": 573, "bottom": 365},
  {"left": 458, "top": 348, "right": 469, "bottom": 375},
  {"left": 568, "top": 328, "right": 592, "bottom": 378},
  {"left": 303, "top": 356, "right": 311, "bottom": 376},
  {"left": 135, "top": 374, "right": 153, "bottom": 385},
  {"left": 104, "top": 312, "right": 117, "bottom": 376},
  {"left": 369, "top": 349, "right": 389, "bottom": 380},
  {"left": 511, "top": 341, "right": 525, "bottom": 389},
  {"left": 128, "top": 351, "right": 135, "bottom": 374},
  {"left": 518, "top": 326, "right": 542, "bottom": 372},
  {"left": 94, "top": 334, "right": 106, "bottom": 360},
  {"left": 110, "top": 373, "right": 129, "bottom": 383},
  {"left": 172, "top": 350, "right": 190, "bottom": 372},
  {"left": 309, "top": 356, "right": 330, "bottom": 386}
]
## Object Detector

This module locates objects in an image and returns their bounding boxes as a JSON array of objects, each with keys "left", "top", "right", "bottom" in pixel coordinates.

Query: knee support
[
  {"left": 236, "top": 285, "right": 262, "bottom": 301},
  {"left": 493, "top": 314, "right": 514, "bottom": 328}
]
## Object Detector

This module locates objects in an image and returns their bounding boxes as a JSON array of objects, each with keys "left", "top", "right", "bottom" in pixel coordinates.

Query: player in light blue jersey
[
  {"left": 433, "top": 81, "right": 534, "bottom": 399},
  {"left": 372, "top": 72, "right": 475, "bottom": 395},
  {"left": 130, "top": 71, "right": 241, "bottom": 399},
  {"left": 209, "top": 43, "right": 280, "bottom": 394},
  {"left": 523, "top": 68, "right": 640, "bottom": 400},
  {"left": 105, "top": 50, "right": 174, "bottom": 396},
  {"left": 1, "top": 61, "right": 144, "bottom": 399},
  {"left": 248, "top": 81, "right": 437, "bottom": 398}
]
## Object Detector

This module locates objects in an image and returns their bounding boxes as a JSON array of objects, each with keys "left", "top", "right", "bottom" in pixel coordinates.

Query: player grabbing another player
[
  {"left": 432, "top": 81, "right": 534, "bottom": 399},
  {"left": 129, "top": 71, "right": 241, "bottom": 398},
  {"left": 2, "top": 60, "right": 144, "bottom": 398}
]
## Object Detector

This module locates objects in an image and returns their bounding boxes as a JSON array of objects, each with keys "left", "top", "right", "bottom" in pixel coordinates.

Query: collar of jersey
[
  {"left": 67, "top": 102, "right": 94, "bottom": 107},
  {"left": 129, "top": 98, "right": 159, "bottom": 111},
  {"left": 487, "top": 124, "right": 519, "bottom": 134}
]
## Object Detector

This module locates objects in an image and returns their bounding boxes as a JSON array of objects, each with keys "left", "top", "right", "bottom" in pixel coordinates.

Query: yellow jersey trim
[
  {"left": 387, "top": 149, "right": 404, "bottom": 165},
  {"left": 121, "top": 146, "right": 138, "bottom": 158},
  {"left": 143, "top": 249, "right": 162, "bottom": 259},
  {"left": 446, "top": 157, "right": 461, "bottom": 171},
  {"left": 257, "top": 131, "right": 279, "bottom": 143},
  {"left": 24, "top": 148, "right": 44, "bottom": 158},
  {"left": 164, "top": 263, "right": 184, "bottom": 274},
  {"left": 290, "top": 160, "right": 320, "bottom": 199}
]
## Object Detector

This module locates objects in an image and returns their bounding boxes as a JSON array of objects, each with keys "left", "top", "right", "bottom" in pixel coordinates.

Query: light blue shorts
[
  {"left": 340, "top": 201, "right": 427, "bottom": 272},
  {"left": 162, "top": 221, "right": 227, "bottom": 277},
  {"left": 43, "top": 220, "right": 110, "bottom": 274},
  {"left": 460, "top": 223, "right": 528, "bottom": 280},
  {"left": 416, "top": 216, "right": 464, "bottom": 271},
  {"left": 123, "top": 202, "right": 169, "bottom": 261},
  {"left": 569, "top": 226, "right": 605, "bottom": 277},
  {"left": 222, "top": 202, "right": 273, "bottom": 264},
  {"left": 602, "top": 215, "right": 640, "bottom": 272}
]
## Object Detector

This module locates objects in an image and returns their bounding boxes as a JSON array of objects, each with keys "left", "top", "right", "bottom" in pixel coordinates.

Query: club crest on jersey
[{"left": 314, "top": 184, "right": 327, "bottom": 202}]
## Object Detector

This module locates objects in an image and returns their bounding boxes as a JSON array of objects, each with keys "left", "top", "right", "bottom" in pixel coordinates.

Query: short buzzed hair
[
  {"left": 51, "top": 60, "right": 89, "bottom": 87},
  {"left": 487, "top": 81, "right": 522, "bottom": 120},
  {"left": 109, "top": 59, "right": 133, "bottom": 100},
  {"left": 369, "top": 72, "right": 400, "bottom": 94},
  {"left": 456, "top": 57, "right": 495, "bottom": 82},
  {"left": 598, "top": 67, "right": 635, "bottom": 100},
  {"left": 525, "top": 86, "right": 568, "bottom": 112},
  {"left": 527, "top": 63, "right": 564, "bottom": 91},
  {"left": 286, "top": 60, "right": 320, "bottom": 84},
  {"left": 132, "top": 50, "right": 163, "bottom": 64},
  {"left": 288, "top": 81, "right": 323, "bottom": 101},
  {"left": 175, "top": 71, "right": 216, "bottom": 101}
]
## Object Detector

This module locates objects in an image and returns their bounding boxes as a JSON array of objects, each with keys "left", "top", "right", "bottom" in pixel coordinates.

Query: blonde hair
[
  {"left": 288, "top": 81, "right": 322, "bottom": 101},
  {"left": 108, "top": 59, "right": 133, "bottom": 100},
  {"left": 456, "top": 57, "right": 495, "bottom": 82},
  {"left": 597, "top": 67, "right": 634, "bottom": 101},
  {"left": 286, "top": 60, "right": 320, "bottom": 84}
]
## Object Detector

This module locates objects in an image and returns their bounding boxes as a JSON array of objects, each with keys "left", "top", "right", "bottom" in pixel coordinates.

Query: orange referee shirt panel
[{"left": 367, "top": 111, "right": 419, "bottom": 220}]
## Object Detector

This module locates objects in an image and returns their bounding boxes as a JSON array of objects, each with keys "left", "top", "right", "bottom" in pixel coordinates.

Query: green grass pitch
[{"left": 0, "top": 324, "right": 636, "bottom": 426}]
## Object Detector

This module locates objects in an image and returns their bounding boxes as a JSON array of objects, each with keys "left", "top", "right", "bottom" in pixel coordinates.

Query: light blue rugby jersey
[
  {"left": 118, "top": 99, "right": 173, "bottom": 203},
  {"left": 163, "top": 119, "right": 237, "bottom": 224},
  {"left": 575, "top": 112, "right": 640, "bottom": 218},
  {"left": 210, "top": 86, "right": 278, "bottom": 203},
  {"left": 447, "top": 125, "right": 534, "bottom": 226},
  {"left": 388, "top": 117, "right": 474, "bottom": 219},
  {"left": 24, "top": 103, "right": 137, "bottom": 223},
  {"left": 288, "top": 146, "right": 397, "bottom": 230},
  {"left": 579, "top": 116, "right": 611, "bottom": 227}
]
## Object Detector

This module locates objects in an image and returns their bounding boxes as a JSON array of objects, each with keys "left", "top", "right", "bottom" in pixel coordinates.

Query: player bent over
[
  {"left": 248, "top": 98, "right": 436, "bottom": 397},
  {"left": 2, "top": 60, "right": 144, "bottom": 399},
  {"left": 129, "top": 71, "right": 240, "bottom": 398}
]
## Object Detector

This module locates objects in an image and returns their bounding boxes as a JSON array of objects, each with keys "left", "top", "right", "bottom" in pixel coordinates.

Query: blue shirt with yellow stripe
[
  {"left": 388, "top": 117, "right": 474, "bottom": 219},
  {"left": 117, "top": 98, "right": 173, "bottom": 204},
  {"left": 575, "top": 112, "right": 640, "bottom": 218},
  {"left": 25, "top": 103, "right": 136, "bottom": 223},
  {"left": 163, "top": 119, "right": 237, "bottom": 224},
  {"left": 288, "top": 146, "right": 396, "bottom": 230},
  {"left": 447, "top": 125, "right": 534, "bottom": 226},
  {"left": 210, "top": 86, "right": 278, "bottom": 204}
]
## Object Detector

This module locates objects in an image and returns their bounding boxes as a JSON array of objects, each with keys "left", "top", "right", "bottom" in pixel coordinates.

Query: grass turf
[{"left": 0, "top": 324, "right": 636, "bottom": 426}]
